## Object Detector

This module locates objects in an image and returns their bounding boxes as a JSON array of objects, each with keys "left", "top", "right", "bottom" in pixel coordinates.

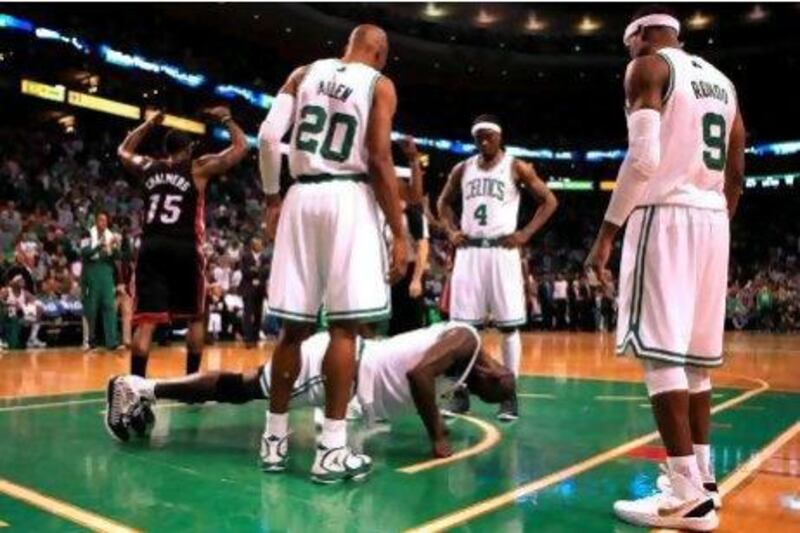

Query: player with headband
[
  {"left": 437, "top": 114, "right": 557, "bottom": 421},
  {"left": 586, "top": 5, "right": 745, "bottom": 531}
]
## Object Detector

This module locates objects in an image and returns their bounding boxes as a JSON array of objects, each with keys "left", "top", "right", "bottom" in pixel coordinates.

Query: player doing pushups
[{"left": 105, "top": 322, "right": 515, "bottom": 462}]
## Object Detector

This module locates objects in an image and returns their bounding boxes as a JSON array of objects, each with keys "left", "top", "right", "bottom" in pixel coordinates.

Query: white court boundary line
[
  {"left": 406, "top": 377, "right": 769, "bottom": 533},
  {"left": 0, "top": 478, "right": 140, "bottom": 533}
]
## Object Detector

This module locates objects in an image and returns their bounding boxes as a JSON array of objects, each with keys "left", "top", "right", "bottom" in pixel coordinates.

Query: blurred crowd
[{"left": 1, "top": 124, "right": 799, "bottom": 350}]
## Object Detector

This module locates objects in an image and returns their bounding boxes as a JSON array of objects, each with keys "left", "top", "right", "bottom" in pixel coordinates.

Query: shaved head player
[
  {"left": 258, "top": 24, "right": 408, "bottom": 483},
  {"left": 586, "top": 6, "right": 745, "bottom": 531}
]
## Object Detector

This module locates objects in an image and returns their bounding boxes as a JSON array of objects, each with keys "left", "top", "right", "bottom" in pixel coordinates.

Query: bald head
[{"left": 344, "top": 24, "right": 389, "bottom": 71}]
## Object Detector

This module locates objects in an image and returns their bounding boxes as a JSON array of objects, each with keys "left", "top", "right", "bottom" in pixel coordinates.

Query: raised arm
[
  {"left": 407, "top": 327, "right": 479, "bottom": 458},
  {"left": 368, "top": 76, "right": 408, "bottom": 283},
  {"left": 117, "top": 111, "right": 163, "bottom": 176},
  {"left": 725, "top": 109, "right": 746, "bottom": 219},
  {"left": 503, "top": 159, "right": 558, "bottom": 248},
  {"left": 193, "top": 106, "right": 248, "bottom": 181},
  {"left": 436, "top": 162, "right": 466, "bottom": 247}
]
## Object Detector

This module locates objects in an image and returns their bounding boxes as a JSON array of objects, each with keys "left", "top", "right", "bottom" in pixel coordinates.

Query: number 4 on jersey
[{"left": 473, "top": 204, "right": 488, "bottom": 226}]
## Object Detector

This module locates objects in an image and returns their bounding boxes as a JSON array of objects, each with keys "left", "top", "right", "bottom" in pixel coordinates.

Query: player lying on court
[{"left": 105, "top": 322, "right": 515, "bottom": 470}]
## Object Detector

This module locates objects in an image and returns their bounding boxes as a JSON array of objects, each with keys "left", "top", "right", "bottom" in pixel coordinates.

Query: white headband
[
  {"left": 471, "top": 122, "right": 502, "bottom": 137},
  {"left": 624, "top": 14, "right": 680, "bottom": 45}
]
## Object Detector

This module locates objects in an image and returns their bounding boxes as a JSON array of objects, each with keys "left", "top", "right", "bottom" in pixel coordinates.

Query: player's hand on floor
[
  {"left": 432, "top": 438, "right": 453, "bottom": 458},
  {"left": 388, "top": 239, "right": 409, "bottom": 284},
  {"left": 501, "top": 231, "right": 528, "bottom": 248}
]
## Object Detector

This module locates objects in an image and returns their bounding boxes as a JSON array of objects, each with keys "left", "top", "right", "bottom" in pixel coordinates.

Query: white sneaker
[
  {"left": 260, "top": 433, "right": 289, "bottom": 472},
  {"left": 614, "top": 470, "right": 718, "bottom": 531},
  {"left": 310, "top": 445, "right": 372, "bottom": 484},
  {"left": 657, "top": 463, "right": 722, "bottom": 509}
]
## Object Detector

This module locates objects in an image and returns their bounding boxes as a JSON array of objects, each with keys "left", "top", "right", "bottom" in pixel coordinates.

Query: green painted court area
[{"left": 1, "top": 377, "right": 798, "bottom": 532}]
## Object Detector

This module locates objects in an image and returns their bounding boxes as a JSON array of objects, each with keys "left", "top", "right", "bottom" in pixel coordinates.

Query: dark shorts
[{"left": 133, "top": 236, "right": 205, "bottom": 325}]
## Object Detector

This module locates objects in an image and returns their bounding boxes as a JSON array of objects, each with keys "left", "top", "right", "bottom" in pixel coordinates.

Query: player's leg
[
  {"left": 262, "top": 320, "right": 314, "bottom": 471},
  {"left": 105, "top": 369, "right": 265, "bottom": 442},
  {"left": 682, "top": 209, "right": 729, "bottom": 508},
  {"left": 130, "top": 323, "right": 155, "bottom": 377},
  {"left": 490, "top": 248, "right": 526, "bottom": 421},
  {"left": 443, "top": 247, "right": 486, "bottom": 416},
  {"left": 311, "top": 182, "right": 387, "bottom": 483},
  {"left": 182, "top": 318, "right": 204, "bottom": 374},
  {"left": 130, "top": 239, "right": 169, "bottom": 376},
  {"left": 614, "top": 207, "right": 717, "bottom": 530}
]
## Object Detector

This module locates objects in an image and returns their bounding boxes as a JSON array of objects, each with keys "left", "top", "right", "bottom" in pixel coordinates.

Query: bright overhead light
[
  {"left": 476, "top": 9, "right": 499, "bottom": 26},
  {"left": 746, "top": 5, "right": 769, "bottom": 22},
  {"left": 525, "top": 13, "right": 547, "bottom": 32},
  {"left": 687, "top": 12, "right": 713, "bottom": 30},
  {"left": 577, "top": 15, "right": 601, "bottom": 33},
  {"left": 423, "top": 3, "right": 447, "bottom": 18}
]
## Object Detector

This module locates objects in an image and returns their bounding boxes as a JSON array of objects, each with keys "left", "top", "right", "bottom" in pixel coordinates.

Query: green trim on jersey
[
  {"left": 296, "top": 173, "right": 369, "bottom": 184},
  {"left": 367, "top": 72, "right": 381, "bottom": 105},
  {"left": 657, "top": 51, "right": 676, "bottom": 105}
]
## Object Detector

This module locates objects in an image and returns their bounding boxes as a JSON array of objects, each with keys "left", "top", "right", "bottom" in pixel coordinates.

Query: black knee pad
[
  {"left": 497, "top": 326, "right": 519, "bottom": 334},
  {"left": 216, "top": 373, "right": 252, "bottom": 404}
]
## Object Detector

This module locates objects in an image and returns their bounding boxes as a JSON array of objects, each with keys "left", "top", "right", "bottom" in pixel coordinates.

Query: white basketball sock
[
  {"left": 667, "top": 455, "right": 704, "bottom": 498},
  {"left": 501, "top": 331, "right": 521, "bottom": 377},
  {"left": 693, "top": 444, "right": 714, "bottom": 483},
  {"left": 267, "top": 411, "right": 289, "bottom": 438},
  {"left": 320, "top": 418, "right": 347, "bottom": 449}
]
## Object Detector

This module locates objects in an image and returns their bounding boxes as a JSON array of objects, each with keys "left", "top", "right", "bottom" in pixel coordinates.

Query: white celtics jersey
[
  {"left": 358, "top": 323, "right": 480, "bottom": 420},
  {"left": 459, "top": 152, "right": 520, "bottom": 238},
  {"left": 288, "top": 58, "right": 381, "bottom": 179},
  {"left": 639, "top": 48, "right": 738, "bottom": 210}
]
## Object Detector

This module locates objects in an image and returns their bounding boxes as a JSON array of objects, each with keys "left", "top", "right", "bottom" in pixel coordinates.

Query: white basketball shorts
[
  {"left": 449, "top": 245, "right": 526, "bottom": 327},
  {"left": 616, "top": 205, "right": 730, "bottom": 367},
  {"left": 267, "top": 179, "right": 390, "bottom": 323}
]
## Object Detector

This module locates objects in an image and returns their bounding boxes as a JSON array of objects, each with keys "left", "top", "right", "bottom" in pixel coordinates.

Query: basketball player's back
[
  {"left": 643, "top": 48, "right": 738, "bottom": 209},
  {"left": 289, "top": 58, "right": 380, "bottom": 180}
]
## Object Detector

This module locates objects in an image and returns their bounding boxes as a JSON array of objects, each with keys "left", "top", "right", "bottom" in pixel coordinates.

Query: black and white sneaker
[
  {"left": 441, "top": 385, "right": 470, "bottom": 418},
  {"left": 497, "top": 392, "right": 519, "bottom": 422},
  {"left": 129, "top": 401, "right": 155, "bottom": 438},
  {"left": 104, "top": 376, "right": 138, "bottom": 442}
]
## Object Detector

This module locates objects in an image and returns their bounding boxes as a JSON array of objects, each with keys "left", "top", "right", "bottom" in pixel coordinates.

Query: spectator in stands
[
  {"left": 3, "top": 274, "right": 45, "bottom": 349},
  {"left": 240, "top": 237, "right": 269, "bottom": 349},
  {"left": 553, "top": 273, "right": 569, "bottom": 330}
]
